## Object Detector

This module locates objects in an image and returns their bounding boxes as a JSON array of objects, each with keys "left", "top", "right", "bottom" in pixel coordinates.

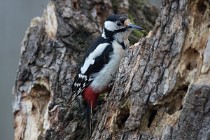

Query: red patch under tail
[{"left": 83, "top": 86, "right": 99, "bottom": 108}]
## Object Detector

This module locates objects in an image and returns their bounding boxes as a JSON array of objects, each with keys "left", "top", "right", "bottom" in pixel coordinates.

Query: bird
[{"left": 71, "top": 14, "right": 143, "bottom": 137}]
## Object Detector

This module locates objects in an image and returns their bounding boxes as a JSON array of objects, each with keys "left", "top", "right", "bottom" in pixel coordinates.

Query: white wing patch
[{"left": 81, "top": 43, "right": 109, "bottom": 74}]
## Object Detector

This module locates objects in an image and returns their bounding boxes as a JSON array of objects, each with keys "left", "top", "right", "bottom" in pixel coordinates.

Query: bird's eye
[{"left": 116, "top": 21, "right": 122, "bottom": 26}]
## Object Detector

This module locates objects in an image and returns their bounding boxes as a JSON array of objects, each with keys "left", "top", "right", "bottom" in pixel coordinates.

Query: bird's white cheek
[{"left": 104, "top": 21, "right": 117, "bottom": 31}]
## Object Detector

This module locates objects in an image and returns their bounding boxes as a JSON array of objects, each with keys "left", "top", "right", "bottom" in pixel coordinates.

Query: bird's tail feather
[{"left": 86, "top": 104, "right": 92, "bottom": 139}]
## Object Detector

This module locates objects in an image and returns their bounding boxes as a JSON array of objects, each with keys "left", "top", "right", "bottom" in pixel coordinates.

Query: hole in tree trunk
[
  {"left": 18, "top": 83, "right": 51, "bottom": 139},
  {"left": 197, "top": 0, "right": 207, "bottom": 15},
  {"left": 147, "top": 109, "right": 157, "bottom": 128},
  {"left": 166, "top": 84, "right": 188, "bottom": 115},
  {"left": 116, "top": 106, "right": 130, "bottom": 129},
  {"left": 184, "top": 48, "right": 199, "bottom": 71}
]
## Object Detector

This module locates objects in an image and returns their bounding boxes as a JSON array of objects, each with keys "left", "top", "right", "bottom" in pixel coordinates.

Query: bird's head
[{"left": 102, "top": 14, "right": 143, "bottom": 43}]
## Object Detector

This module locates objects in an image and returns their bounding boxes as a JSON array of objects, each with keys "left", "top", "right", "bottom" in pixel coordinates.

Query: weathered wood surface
[{"left": 13, "top": 0, "right": 210, "bottom": 140}]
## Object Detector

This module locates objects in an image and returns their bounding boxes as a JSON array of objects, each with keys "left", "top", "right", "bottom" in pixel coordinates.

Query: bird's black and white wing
[{"left": 71, "top": 37, "right": 113, "bottom": 98}]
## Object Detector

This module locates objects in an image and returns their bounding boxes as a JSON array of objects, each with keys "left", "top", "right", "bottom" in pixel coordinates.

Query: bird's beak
[
  {"left": 124, "top": 19, "right": 144, "bottom": 30},
  {"left": 127, "top": 23, "right": 144, "bottom": 30}
]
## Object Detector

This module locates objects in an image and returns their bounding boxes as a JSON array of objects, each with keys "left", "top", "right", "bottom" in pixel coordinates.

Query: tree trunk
[{"left": 13, "top": 0, "right": 210, "bottom": 140}]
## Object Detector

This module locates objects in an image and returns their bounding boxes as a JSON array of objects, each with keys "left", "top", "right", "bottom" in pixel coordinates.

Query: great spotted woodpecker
[{"left": 72, "top": 14, "right": 143, "bottom": 135}]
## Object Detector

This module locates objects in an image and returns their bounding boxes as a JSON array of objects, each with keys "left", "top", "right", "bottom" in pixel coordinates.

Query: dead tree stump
[{"left": 13, "top": 0, "right": 210, "bottom": 140}]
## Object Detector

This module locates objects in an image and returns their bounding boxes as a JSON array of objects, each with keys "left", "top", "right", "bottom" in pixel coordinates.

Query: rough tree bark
[{"left": 13, "top": 0, "right": 210, "bottom": 140}]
